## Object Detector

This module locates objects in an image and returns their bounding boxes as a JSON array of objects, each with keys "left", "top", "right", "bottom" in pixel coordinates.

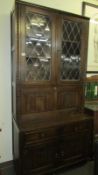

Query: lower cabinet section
[{"left": 12, "top": 117, "right": 93, "bottom": 175}]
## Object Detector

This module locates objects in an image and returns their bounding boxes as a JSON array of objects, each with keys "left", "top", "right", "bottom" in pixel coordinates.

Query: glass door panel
[
  {"left": 25, "top": 12, "right": 52, "bottom": 81},
  {"left": 60, "top": 20, "right": 81, "bottom": 80}
]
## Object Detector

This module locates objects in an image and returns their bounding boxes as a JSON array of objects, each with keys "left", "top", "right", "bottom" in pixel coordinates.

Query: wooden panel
[
  {"left": 57, "top": 86, "right": 83, "bottom": 109},
  {"left": 59, "top": 132, "right": 89, "bottom": 161},
  {"left": 57, "top": 121, "right": 90, "bottom": 136},
  {"left": 54, "top": 131, "right": 92, "bottom": 167},
  {"left": 25, "top": 128, "right": 57, "bottom": 145},
  {"left": 21, "top": 122, "right": 92, "bottom": 174},
  {"left": 22, "top": 142, "right": 55, "bottom": 174},
  {"left": 21, "top": 87, "right": 56, "bottom": 114}
]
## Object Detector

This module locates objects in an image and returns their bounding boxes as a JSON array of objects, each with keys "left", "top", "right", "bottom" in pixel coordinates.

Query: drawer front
[
  {"left": 70, "top": 121, "right": 90, "bottom": 132},
  {"left": 25, "top": 128, "right": 57, "bottom": 145},
  {"left": 58, "top": 121, "right": 90, "bottom": 136},
  {"left": 24, "top": 120, "right": 91, "bottom": 146}
]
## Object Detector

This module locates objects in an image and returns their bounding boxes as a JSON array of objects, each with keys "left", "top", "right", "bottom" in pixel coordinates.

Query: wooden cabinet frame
[{"left": 11, "top": 1, "right": 93, "bottom": 175}]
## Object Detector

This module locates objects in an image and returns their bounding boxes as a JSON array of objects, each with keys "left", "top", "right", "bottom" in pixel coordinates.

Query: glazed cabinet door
[
  {"left": 56, "top": 15, "right": 89, "bottom": 83},
  {"left": 17, "top": 4, "right": 56, "bottom": 85}
]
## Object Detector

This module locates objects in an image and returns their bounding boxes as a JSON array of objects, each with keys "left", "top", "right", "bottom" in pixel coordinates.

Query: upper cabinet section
[{"left": 13, "top": 1, "right": 89, "bottom": 85}]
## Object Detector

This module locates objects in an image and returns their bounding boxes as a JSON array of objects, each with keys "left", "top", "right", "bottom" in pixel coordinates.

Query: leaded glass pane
[
  {"left": 25, "top": 12, "right": 52, "bottom": 81},
  {"left": 60, "top": 20, "right": 81, "bottom": 80}
]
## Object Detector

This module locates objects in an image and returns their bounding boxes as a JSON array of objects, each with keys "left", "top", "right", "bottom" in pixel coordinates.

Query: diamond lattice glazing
[
  {"left": 25, "top": 13, "right": 52, "bottom": 81},
  {"left": 60, "top": 20, "right": 81, "bottom": 80}
]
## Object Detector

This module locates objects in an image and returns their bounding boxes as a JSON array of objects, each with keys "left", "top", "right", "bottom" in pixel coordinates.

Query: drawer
[
  {"left": 24, "top": 120, "right": 91, "bottom": 145},
  {"left": 76, "top": 120, "right": 92, "bottom": 131},
  {"left": 72, "top": 121, "right": 90, "bottom": 132},
  {"left": 25, "top": 128, "right": 57, "bottom": 145},
  {"left": 58, "top": 121, "right": 90, "bottom": 135}
]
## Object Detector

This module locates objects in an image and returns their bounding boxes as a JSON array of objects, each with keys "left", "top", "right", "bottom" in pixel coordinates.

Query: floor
[{"left": 0, "top": 161, "right": 94, "bottom": 175}]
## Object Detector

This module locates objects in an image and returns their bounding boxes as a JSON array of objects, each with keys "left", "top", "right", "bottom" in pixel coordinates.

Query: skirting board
[{"left": 0, "top": 160, "right": 13, "bottom": 169}]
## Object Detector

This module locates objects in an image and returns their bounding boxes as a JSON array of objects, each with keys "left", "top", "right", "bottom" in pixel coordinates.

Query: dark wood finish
[
  {"left": 13, "top": 115, "right": 93, "bottom": 175},
  {"left": 85, "top": 103, "right": 98, "bottom": 135},
  {"left": 11, "top": 1, "right": 93, "bottom": 175},
  {"left": 57, "top": 86, "right": 83, "bottom": 110},
  {"left": 85, "top": 76, "right": 98, "bottom": 135},
  {"left": 21, "top": 87, "right": 56, "bottom": 114}
]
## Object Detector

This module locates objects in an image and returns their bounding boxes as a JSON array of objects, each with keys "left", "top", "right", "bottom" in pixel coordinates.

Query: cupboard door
[
  {"left": 55, "top": 132, "right": 91, "bottom": 166},
  {"left": 18, "top": 5, "right": 56, "bottom": 84},
  {"left": 22, "top": 142, "right": 55, "bottom": 174}
]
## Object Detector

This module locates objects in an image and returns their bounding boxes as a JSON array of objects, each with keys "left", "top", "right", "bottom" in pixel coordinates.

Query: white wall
[
  {"left": 0, "top": 0, "right": 14, "bottom": 163},
  {"left": 0, "top": 0, "right": 98, "bottom": 163}
]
